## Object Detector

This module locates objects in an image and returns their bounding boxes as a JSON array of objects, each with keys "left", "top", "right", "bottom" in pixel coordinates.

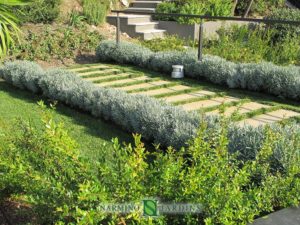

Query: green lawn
[{"left": 0, "top": 80, "right": 132, "bottom": 163}]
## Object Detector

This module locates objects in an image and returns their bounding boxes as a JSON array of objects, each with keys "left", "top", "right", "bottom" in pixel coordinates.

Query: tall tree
[{"left": 0, "top": 0, "right": 30, "bottom": 57}]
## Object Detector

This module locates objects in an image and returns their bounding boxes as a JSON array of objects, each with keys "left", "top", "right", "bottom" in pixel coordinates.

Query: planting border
[{"left": 0, "top": 60, "right": 299, "bottom": 165}]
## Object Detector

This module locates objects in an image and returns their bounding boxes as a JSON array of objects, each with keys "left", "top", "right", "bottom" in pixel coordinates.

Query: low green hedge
[
  {"left": 96, "top": 40, "right": 300, "bottom": 101},
  {"left": 2, "top": 102, "right": 300, "bottom": 224},
  {"left": 0, "top": 60, "right": 299, "bottom": 165}
]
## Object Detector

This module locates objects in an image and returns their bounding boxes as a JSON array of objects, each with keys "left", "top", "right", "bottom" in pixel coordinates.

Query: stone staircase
[{"left": 106, "top": 0, "right": 166, "bottom": 40}]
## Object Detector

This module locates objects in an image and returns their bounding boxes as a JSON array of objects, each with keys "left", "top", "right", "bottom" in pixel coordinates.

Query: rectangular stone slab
[
  {"left": 163, "top": 90, "right": 216, "bottom": 103},
  {"left": 237, "top": 109, "right": 300, "bottom": 127},
  {"left": 69, "top": 65, "right": 109, "bottom": 72},
  {"left": 80, "top": 69, "right": 120, "bottom": 76},
  {"left": 117, "top": 80, "right": 170, "bottom": 91},
  {"left": 96, "top": 76, "right": 150, "bottom": 87},
  {"left": 85, "top": 73, "right": 131, "bottom": 82},
  {"left": 181, "top": 96, "right": 239, "bottom": 111}
]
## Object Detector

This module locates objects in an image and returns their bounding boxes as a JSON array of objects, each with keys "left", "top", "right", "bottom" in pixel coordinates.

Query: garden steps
[
  {"left": 163, "top": 90, "right": 216, "bottom": 103},
  {"left": 207, "top": 102, "right": 271, "bottom": 117},
  {"left": 237, "top": 109, "right": 300, "bottom": 127},
  {"left": 106, "top": 0, "right": 166, "bottom": 40},
  {"left": 117, "top": 80, "right": 170, "bottom": 91},
  {"left": 181, "top": 96, "right": 240, "bottom": 111}
]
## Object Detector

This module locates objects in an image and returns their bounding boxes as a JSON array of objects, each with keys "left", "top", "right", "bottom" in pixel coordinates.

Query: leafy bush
[
  {"left": 16, "top": 0, "right": 61, "bottom": 24},
  {"left": 235, "top": 0, "right": 285, "bottom": 17},
  {"left": 1, "top": 104, "right": 300, "bottom": 224},
  {"left": 204, "top": 25, "right": 300, "bottom": 66},
  {"left": 142, "top": 35, "right": 185, "bottom": 52},
  {"left": 156, "top": 0, "right": 233, "bottom": 24},
  {"left": 155, "top": 2, "right": 179, "bottom": 21},
  {"left": 267, "top": 8, "right": 300, "bottom": 41},
  {"left": 9, "top": 25, "right": 103, "bottom": 61},
  {"left": 96, "top": 40, "right": 300, "bottom": 101},
  {"left": 82, "top": 0, "right": 108, "bottom": 25}
]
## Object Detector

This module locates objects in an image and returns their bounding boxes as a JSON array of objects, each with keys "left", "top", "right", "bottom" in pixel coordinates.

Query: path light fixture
[{"left": 171, "top": 65, "right": 184, "bottom": 79}]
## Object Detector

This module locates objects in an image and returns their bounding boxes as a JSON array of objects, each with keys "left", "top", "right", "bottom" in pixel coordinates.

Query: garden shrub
[
  {"left": 96, "top": 40, "right": 300, "bottom": 101},
  {"left": 155, "top": 0, "right": 233, "bottom": 24},
  {"left": 235, "top": 0, "right": 285, "bottom": 17},
  {"left": 15, "top": 0, "right": 61, "bottom": 24},
  {"left": 0, "top": 60, "right": 43, "bottom": 93},
  {"left": 1, "top": 105, "right": 300, "bottom": 224},
  {"left": 82, "top": 0, "right": 109, "bottom": 25},
  {"left": 10, "top": 25, "right": 103, "bottom": 61},
  {"left": 267, "top": 8, "right": 300, "bottom": 41}
]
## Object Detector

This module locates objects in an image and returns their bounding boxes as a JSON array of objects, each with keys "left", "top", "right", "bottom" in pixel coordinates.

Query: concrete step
[
  {"left": 125, "top": 7, "right": 156, "bottom": 13},
  {"left": 128, "top": 22, "right": 159, "bottom": 32},
  {"left": 131, "top": 1, "right": 161, "bottom": 8},
  {"left": 137, "top": 29, "right": 166, "bottom": 40},
  {"left": 107, "top": 14, "right": 152, "bottom": 25}
]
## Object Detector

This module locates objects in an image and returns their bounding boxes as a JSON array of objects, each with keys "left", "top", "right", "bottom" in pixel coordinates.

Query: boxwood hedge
[
  {"left": 96, "top": 40, "right": 300, "bottom": 101},
  {"left": 0, "top": 60, "right": 299, "bottom": 165}
]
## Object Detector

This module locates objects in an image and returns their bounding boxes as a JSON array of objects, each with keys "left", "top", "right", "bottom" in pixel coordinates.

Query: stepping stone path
[
  {"left": 207, "top": 102, "right": 270, "bottom": 116},
  {"left": 68, "top": 64, "right": 300, "bottom": 127}
]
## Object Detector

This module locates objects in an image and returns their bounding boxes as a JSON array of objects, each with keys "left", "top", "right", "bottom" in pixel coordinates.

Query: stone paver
[
  {"left": 117, "top": 80, "right": 170, "bottom": 91},
  {"left": 168, "top": 85, "right": 192, "bottom": 91},
  {"left": 207, "top": 102, "right": 270, "bottom": 116},
  {"left": 237, "top": 109, "right": 300, "bottom": 127},
  {"left": 80, "top": 69, "right": 120, "bottom": 76},
  {"left": 69, "top": 65, "right": 109, "bottom": 72},
  {"left": 163, "top": 90, "right": 216, "bottom": 103},
  {"left": 181, "top": 96, "right": 239, "bottom": 111},
  {"left": 85, "top": 73, "right": 131, "bottom": 82},
  {"left": 133, "top": 85, "right": 189, "bottom": 96},
  {"left": 96, "top": 76, "right": 150, "bottom": 87}
]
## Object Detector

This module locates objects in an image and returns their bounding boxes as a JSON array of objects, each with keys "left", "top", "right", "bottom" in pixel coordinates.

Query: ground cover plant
[
  {"left": 0, "top": 101, "right": 300, "bottom": 224},
  {"left": 15, "top": 0, "right": 61, "bottom": 24},
  {"left": 9, "top": 24, "right": 103, "bottom": 61},
  {"left": 96, "top": 40, "right": 300, "bottom": 101}
]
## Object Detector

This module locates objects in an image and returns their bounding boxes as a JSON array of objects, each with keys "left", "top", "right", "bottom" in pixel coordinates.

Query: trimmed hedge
[
  {"left": 0, "top": 60, "right": 299, "bottom": 165},
  {"left": 96, "top": 40, "right": 300, "bottom": 101}
]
